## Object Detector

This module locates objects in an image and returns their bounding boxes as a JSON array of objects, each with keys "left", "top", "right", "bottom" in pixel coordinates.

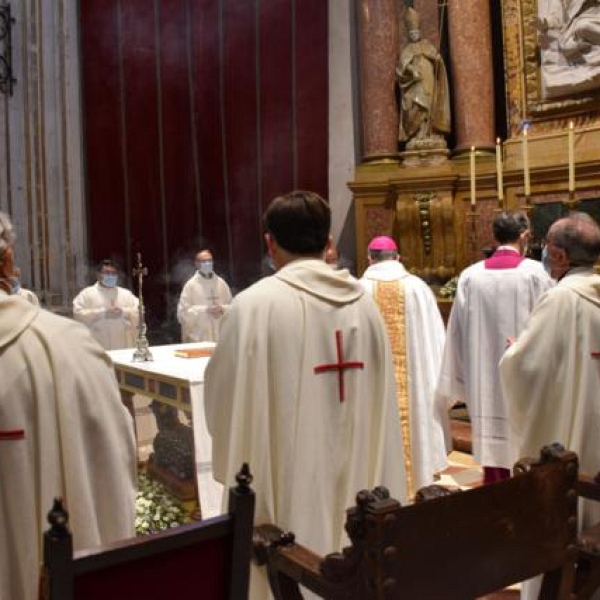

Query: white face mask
[
  {"left": 197, "top": 260, "right": 213, "bottom": 275},
  {"left": 541, "top": 246, "right": 550, "bottom": 274},
  {"left": 100, "top": 273, "right": 118, "bottom": 288}
]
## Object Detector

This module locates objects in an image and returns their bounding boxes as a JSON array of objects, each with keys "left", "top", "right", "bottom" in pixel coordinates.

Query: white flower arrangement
[{"left": 135, "top": 473, "right": 190, "bottom": 535}]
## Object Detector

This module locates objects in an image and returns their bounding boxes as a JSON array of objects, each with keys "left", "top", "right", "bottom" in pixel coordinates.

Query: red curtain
[{"left": 79, "top": 0, "right": 328, "bottom": 339}]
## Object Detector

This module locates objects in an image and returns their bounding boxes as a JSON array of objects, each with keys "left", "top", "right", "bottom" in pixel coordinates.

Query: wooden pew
[
  {"left": 40, "top": 464, "right": 254, "bottom": 600},
  {"left": 254, "top": 446, "right": 580, "bottom": 600}
]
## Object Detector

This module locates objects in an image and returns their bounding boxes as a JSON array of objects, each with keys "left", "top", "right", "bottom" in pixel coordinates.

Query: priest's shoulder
[{"left": 30, "top": 307, "right": 102, "bottom": 343}]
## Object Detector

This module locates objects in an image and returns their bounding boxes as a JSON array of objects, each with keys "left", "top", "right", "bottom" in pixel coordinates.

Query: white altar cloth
[{"left": 107, "top": 342, "right": 224, "bottom": 519}]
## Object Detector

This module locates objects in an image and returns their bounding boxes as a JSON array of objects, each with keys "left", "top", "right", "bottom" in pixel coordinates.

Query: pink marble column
[
  {"left": 448, "top": 0, "right": 495, "bottom": 152},
  {"left": 356, "top": 0, "right": 399, "bottom": 161}
]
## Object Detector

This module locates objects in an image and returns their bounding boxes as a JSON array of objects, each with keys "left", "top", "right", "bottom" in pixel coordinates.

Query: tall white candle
[
  {"left": 522, "top": 128, "right": 530, "bottom": 196},
  {"left": 568, "top": 121, "right": 575, "bottom": 193},
  {"left": 496, "top": 138, "right": 504, "bottom": 201},
  {"left": 470, "top": 146, "right": 476, "bottom": 208}
]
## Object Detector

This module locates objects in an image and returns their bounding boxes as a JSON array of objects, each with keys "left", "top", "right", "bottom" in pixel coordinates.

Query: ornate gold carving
[
  {"left": 414, "top": 192, "right": 435, "bottom": 255},
  {"left": 511, "top": 0, "right": 600, "bottom": 127}
]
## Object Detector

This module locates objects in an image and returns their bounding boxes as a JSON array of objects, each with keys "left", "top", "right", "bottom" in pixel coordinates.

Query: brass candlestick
[{"left": 132, "top": 252, "right": 153, "bottom": 362}]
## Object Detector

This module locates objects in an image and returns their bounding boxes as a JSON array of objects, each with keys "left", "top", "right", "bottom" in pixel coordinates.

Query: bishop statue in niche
[
  {"left": 397, "top": 7, "right": 451, "bottom": 164},
  {"left": 536, "top": 0, "right": 600, "bottom": 99}
]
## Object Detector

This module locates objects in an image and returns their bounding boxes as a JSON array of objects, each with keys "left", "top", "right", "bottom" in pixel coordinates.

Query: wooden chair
[
  {"left": 574, "top": 470, "right": 600, "bottom": 599},
  {"left": 41, "top": 463, "right": 254, "bottom": 600},
  {"left": 254, "top": 445, "right": 580, "bottom": 600}
]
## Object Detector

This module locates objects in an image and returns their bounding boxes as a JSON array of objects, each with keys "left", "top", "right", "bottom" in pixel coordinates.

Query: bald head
[
  {"left": 0, "top": 212, "right": 15, "bottom": 257},
  {"left": 0, "top": 212, "right": 16, "bottom": 292},
  {"left": 548, "top": 213, "right": 600, "bottom": 268}
]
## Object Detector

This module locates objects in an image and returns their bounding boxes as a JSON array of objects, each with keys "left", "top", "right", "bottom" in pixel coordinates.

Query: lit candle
[
  {"left": 522, "top": 128, "right": 530, "bottom": 197},
  {"left": 496, "top": 137, "right": 504, "bottom": 201},
  {"left": 568, "top": 121, "right": 575, "bottom": 192},
  {"left": 470, "top": 146, "right": 476, "bottom": 208}
]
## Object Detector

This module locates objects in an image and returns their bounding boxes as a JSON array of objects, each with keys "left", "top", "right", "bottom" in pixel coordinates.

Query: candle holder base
[{"left": 566, "top": 192, "right": 579, "bottom": 210}]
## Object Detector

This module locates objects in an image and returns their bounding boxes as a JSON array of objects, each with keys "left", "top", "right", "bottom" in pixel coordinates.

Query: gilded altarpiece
[
  {"left": 502, "top": 0, "right": 600, "bottom": 239},
  {"left": 353, "top": 0, "right": 600, "bottom": 281}
]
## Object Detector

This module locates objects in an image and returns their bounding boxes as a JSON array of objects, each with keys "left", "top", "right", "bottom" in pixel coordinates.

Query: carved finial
[
  {"left": 235, "top": 463, "right": 253, "bottom": 492},
  {"left": 47, "top": 497, "right": 70, "bottom": 537},
  {"left": 372, "top": 486, "right": 390, "bottom": 501},
  {"left": 540, "top": 442, "right": 566, "bottom": 462}
]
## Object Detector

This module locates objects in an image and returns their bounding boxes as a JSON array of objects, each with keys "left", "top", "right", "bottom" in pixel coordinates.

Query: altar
[{"left": 107, "top": 342, "right": 223, "bottom": 519}]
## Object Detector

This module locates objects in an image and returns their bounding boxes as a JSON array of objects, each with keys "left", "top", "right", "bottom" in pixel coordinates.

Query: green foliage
[{"left": 438, "top": 276, "right": 459, "bottom": 299}]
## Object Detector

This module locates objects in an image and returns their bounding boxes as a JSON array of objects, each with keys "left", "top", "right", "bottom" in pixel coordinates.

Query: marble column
[
  {"left": 447, "top": 0, "right": 495, "bottom": 152},
  {"left": 356, "top": 0, "right": 400, "bottom": 161}
]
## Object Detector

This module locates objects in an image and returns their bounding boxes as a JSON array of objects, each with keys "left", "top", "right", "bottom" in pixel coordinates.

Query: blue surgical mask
[
  {"left": 101, "top": 273, "right": 118, "bottom": 288},
  {"left": 198, "top": 260, "right": 213, "bottom": 275},
  {"left": 11, "top": 279, "right": 20, "bottom": 294},
  {"left": 541, "top": 246, "right": 550, "bottom": 274}
]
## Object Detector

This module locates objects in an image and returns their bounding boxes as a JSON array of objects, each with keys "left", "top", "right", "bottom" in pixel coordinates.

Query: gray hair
[
  {"left": 368, "top": 249, "right": 399, "bottom": 262},
  {"left": 549, "top": 212, "right": 600, "bottom": 267},
  {"left": 0, "top": 212, "right": 15, "bottom": 256}
]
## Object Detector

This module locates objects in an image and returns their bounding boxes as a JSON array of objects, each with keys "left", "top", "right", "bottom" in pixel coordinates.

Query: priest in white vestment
[
  {"left": 436, "top": 212, "right": 553, "bottom": 484},
  {"left": 359, "top": 235, "right": 448, "bottom": 496},
  {"left": 73, "top": 259, "right": 139, "bottom": 350},
  {"left": 0, "top": 212, "right": 137, "bottom": 600},
  {"left": 205, "top": 191, "right": 407, "bottom": 600},
  {"left": 500, "top": 214, "right": 600, "bottom": 600},
  {"left": 177, "top": 249, "right": 232, "bottom": 342}
]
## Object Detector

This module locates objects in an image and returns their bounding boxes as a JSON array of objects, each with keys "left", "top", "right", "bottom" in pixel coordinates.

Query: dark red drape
[{"left": 79, "top": 0, "right": 328, "bottom": 340}]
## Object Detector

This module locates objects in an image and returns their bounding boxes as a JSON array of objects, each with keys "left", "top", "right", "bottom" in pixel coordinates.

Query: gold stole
[{"left": 374, "top": 280, "right": 413, "bottom": 498}]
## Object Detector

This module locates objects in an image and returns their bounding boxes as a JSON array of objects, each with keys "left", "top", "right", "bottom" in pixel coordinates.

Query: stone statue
[
  {"left": 537, "top": 0, "right": 600, "bottom": 98},
  {"left": 397, "top": 7, "right": 451, "bottom": 153}
]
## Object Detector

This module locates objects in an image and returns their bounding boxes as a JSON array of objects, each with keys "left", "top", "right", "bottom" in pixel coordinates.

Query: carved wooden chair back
[
  {"left": 41, "top": 464, "right": 254, "bottom": 600},
  {"left": 255, "top": 446, "right": 579, "bottom": 599}
]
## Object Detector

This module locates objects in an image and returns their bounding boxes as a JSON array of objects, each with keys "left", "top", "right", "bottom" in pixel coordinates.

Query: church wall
[{"left": 0, "top": 0, "right": 87, "bottom": 309}]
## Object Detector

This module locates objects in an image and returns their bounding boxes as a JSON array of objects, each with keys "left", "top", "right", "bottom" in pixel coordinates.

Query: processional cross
[
  {"left": 132, "top": 252, "right": 153, "bottom": 362},
  {"left": 313, "top": 330, "right": 364, "bottom": 403}
]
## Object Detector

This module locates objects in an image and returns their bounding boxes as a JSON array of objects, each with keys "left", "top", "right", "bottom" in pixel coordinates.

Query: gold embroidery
[{"left": 374, "top": 280, "right": 413, "bottom": 497}]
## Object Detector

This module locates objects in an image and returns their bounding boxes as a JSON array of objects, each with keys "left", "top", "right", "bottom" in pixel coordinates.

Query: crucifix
[
  {"left": 313, "top": 330, "right": 364, "bottom": 403},
  {"left": 132, "top": 252, "right": 153, "bottom": 362}
]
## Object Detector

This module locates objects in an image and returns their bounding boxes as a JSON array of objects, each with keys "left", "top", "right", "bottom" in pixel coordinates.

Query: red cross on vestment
[
  {"left": 0, "top": 429, "right": 25, "bottom": 441},
  {"left": 313, "top": 330, "right": 364, "bottom": 403}
]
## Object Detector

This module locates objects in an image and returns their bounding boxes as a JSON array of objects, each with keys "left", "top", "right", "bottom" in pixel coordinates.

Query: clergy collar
[
  {"left": 197, "top": 271, "right": 214, "bottom": 280},
  {"left": 495, "top": 245, "right": 520, "bottom": 254}
]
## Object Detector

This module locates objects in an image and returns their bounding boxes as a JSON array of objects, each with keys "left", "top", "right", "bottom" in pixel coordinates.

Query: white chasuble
[
  {"left": 361, "top": 260, "right": 448, "bottom": 495},
  {"left": 205, "top": 259, "right": 407, "bottom": 600},
  {"left": 73, "top": 282, "right": 139, "bottom": 350},
  {"left": 0, "top": 295, "right": 137, "bottom": 600},
  {"left": 500, "top": 268, "right": 600, "bottom": 600},
  {"left": 177, "top": 272, "right": 232, "bottom": 342}
]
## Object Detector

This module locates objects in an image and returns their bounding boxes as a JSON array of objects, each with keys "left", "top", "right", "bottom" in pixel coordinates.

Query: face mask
[
  {"left": 541, "top": 246, "right": 550, "bottom": 274},
  {"left": 101, "top": 273, "right": 118, "bottom": 288},
  {"left": 11, "top": 279, "right": 20, "bottom": 294},
  {"left": 198, "top": 260, "right": 213, "bottom": 275}
]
